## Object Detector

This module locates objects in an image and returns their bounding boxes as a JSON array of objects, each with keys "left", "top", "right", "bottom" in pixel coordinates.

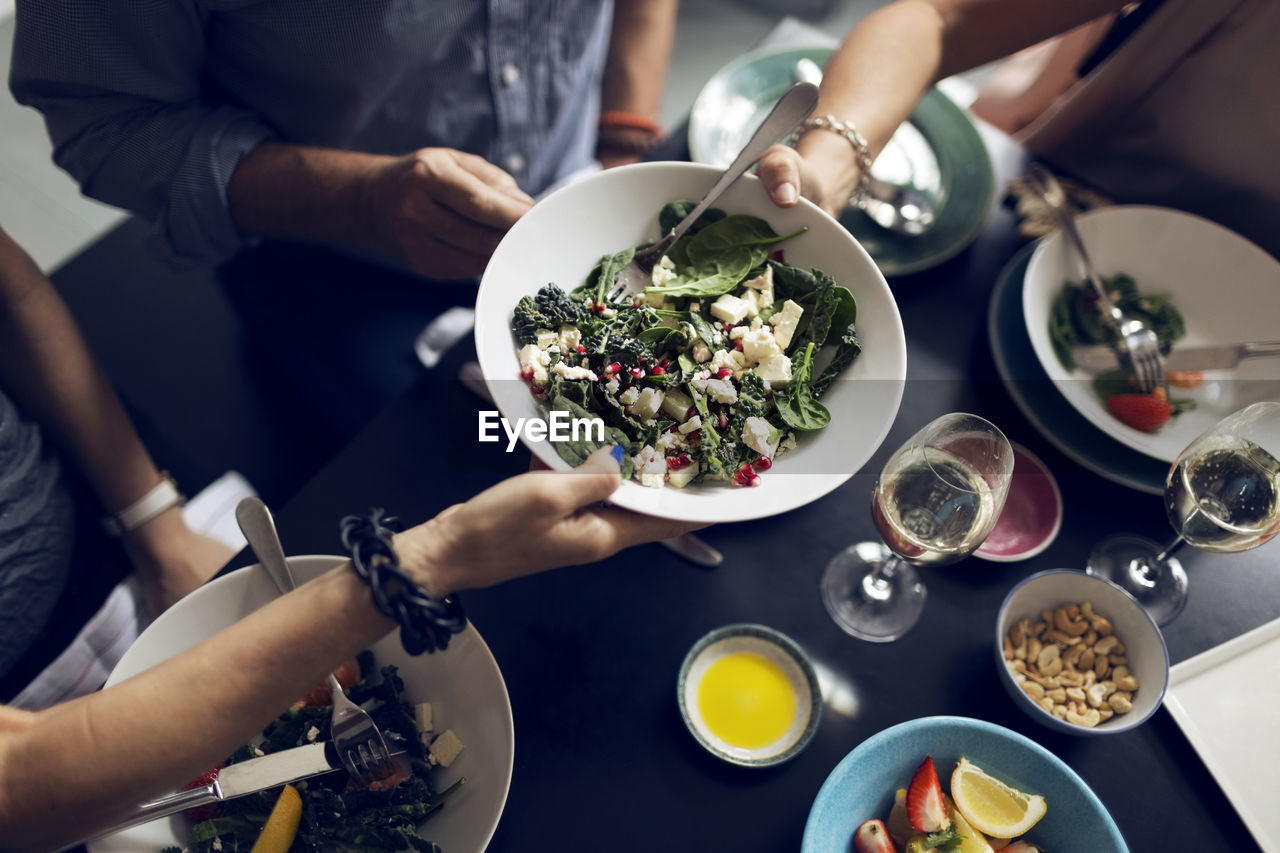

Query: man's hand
[
  {"left": 396, "top": 446, "right": 706, "bottom": 596},
  {"left": 370, "top": 148, "right": 534, "bottom": 279}
]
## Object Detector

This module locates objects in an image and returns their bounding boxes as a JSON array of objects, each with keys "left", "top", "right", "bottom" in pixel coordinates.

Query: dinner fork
[
  {"left": 609, "top": 80, "right": 820, "bottom": 300},
  {"left": 1026, "top": 164, "right": 1165, "bottom": 393},
  {"left": 234, "top": 497, "right": 397, "bottom": 788}
]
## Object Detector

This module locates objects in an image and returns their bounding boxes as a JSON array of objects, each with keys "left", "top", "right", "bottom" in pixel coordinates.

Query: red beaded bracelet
[{"left": 598, "top": 110, "right": 664, "bottom": 139}]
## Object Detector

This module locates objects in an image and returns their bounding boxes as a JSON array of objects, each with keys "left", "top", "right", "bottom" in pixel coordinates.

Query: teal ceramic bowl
[{"left": 802, "top": 716, "right": 1127, "bottom": 852}]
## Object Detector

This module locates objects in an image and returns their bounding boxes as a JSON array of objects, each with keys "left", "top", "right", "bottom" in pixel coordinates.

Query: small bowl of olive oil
[{"left": 677, "top": 623, "right": 822, "bottom": 767}]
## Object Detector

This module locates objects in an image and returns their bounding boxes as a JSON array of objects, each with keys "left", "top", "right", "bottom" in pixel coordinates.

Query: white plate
[
  {"left": 90, "top": 556, "right": 513, "bottom": 853},
  {"left": 1164, "top": 616, "right": 1280, "bottom": 852},
  {"left": 474, "top": 161, "right": 907, "bottom": 523},
  {"left": 1023, "top": 206, "right": 1280, "bottom": 463}
]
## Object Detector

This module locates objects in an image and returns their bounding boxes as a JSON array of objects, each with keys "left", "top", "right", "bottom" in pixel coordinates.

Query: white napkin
[{"left": 10, "top": 470, "right": 257, "bottom": 710}]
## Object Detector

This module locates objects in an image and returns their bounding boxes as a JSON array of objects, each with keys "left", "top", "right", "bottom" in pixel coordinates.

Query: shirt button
[
  {"left": 506, "top": 153, "right": 526, "bottom": 173},
  {"left": 501, "top": 63, "right": 521, "bottom": 87}
]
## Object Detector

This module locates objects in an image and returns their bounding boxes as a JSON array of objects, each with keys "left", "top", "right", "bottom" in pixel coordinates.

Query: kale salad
[
  {"left": 511, "top": 200, "right": 863, "bottom": 489},
  {"left": 167, "top": 653, "right": 463, "bottom": 853}
]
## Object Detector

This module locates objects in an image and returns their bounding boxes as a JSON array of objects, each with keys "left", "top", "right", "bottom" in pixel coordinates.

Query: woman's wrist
[{"left": 391, "top": 522, "right": 456, "bottom": 600}]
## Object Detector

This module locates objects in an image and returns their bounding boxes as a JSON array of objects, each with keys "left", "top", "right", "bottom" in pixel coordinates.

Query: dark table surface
[{"left": 223, "top": 124, "right": 1279, "bottom": 853}]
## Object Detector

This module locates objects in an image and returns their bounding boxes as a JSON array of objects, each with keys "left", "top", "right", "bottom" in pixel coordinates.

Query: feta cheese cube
[
  {"left": 414, "top": 702, "right": 434, "bottom": 738},
  {"left": 692, "top": 341, "right": 712, "bottom": 363},
  {"left": 771, "top": 300, "right": 804, "bottom": 350},
  {"left": 661, "top": 389, "right": 694, "bottom": 421},
  {"left": 742, "top": 327, "right": 782, "bottom": 363},
  {"left": 709, "top": 349, "right": 737, "bottom": 374},
  {"left": 744, "top": 265, "right": 775, "bottom": 303},
  {"left": 655, "top": 430, "right": 686, "bottom": 453},
  {"left": 604, "top": 377, "right": 621, "bottom": 395},
  {"left": 556, "top": 325, "right": 581, "bottom": 352},
  {"left": 535, "top": 328, "right": 557, "bottom": 350},
  {"left": 552, "top": 361, "right": 598, "bottom": 382},
  {"left": 754, "top": 353, "right": 792, "bottom": 386},
  {"left": 729, "top": 325, "right": 750, "bottom": 341},
  {"left": 710, "top": 294, "right": 750, "bottom": 324},
  {"left": 428, "top": 729, "right": 465, "bottom": 768},
  {"left": 619, "top": 386, "right": 641, "bottom": 406},
  {"left": 704, "top": 378, "right": 738, "bottom": 404},
  {"left": 678, "top": 415, "right": 703, "bottom": 434},
  {"left": 667, "top": 462, "right": 699, "bottom": 489},
  {"left": 632, "top": 445, "right": 667, "bottom": 488},
  {"left": 650, "top": 255, "right": 678, "bottom": 288},
  {"left": 632, "top": 387, "right": 665, "bottom": 421},
  {"left": 518, "top": 344, "right": 551, "bottom": 386},
  {"left": 742, "top": 416, "right": 780, "bottom": 457}
]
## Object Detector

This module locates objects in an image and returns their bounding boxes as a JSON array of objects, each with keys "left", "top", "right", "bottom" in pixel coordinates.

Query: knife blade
[
  {"left": 1071, "top": 341, "right": 1280, "bottom": 374},
  {"left": 79, "top": 742, "right": 349, "bottom": 848},
  {"left": 659, "top": 532, "right": 724, "bottom": 568}
]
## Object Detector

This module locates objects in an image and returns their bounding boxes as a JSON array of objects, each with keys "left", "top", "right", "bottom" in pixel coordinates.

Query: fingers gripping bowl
[{"left": 474, "top": 162, "right": 908, "bottom": 523}]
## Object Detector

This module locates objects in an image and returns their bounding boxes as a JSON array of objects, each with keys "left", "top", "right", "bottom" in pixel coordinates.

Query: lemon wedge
[
  {"left": 950, "top": 757, "right": 1047, "bottom": 839},
  {"left": 251, "top": 783, "right": 303, "bottom": 853}
]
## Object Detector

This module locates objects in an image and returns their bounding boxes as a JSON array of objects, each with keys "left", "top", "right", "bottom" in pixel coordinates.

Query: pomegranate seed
[
  {"left": 748, "top": 474, "right": 762, "bottom": 487},
  {"left": 629, "top": 367, "right": 645, "bottom": 378},
  {"left": 666, "top": 422, "right": 681, "bottom": 432},
  {"left": 633, "top": 297, "right": 644, "bottom": 308},
  {"left": 754, "top": 456, "right": 773, "bottom": 471},
  {"left": 685, "top": 406, "right": 697, "bottom": 419},
  {"left": 520, "top": 367, "right": 534, "bottom": 382},
  {"left": 733, "top": 464, "right": 754, "bottom": 487},
  {"left": 733, "top": 339, "right": 744, "bottom": 352},
  {"left": 717, "top": 411, "right": 730, "bottom": 430},
  {"left": 770, "top": 249, "right": 785, "bottom": 262},
  {"left": 722, "top": 322, "right": 734, "bottom": 333},
  {"left": 688, "top": 429, "right": 702, "bottom": 443},
  {"left": 530, "top": 386, "right": 544, "bottom": 397},
  {"left": 716, "top": 368, "right": 733, "bottom": 379},
  {"left": 658, "top": 359, "right": 670, "bottom": 369},
  {"left": 649, "top": 366, "right": 666, "bottom": 376},
  {"left": 592, "top": 302, "right": 606, "bottom": 313},
  {"left": 764, "top": 389, "right": 774, "bottom": 400},
  {"left": 605, "top": 362, "right": 621, "bottom": 375},
  {"left": 666, "top": 453, "right": 693, "bottom": 470},
  {"left": 576, "top": 344, "right": 587, "bottom": 354},
  {"left": 637, "top": 356, "right": 648, "bottom": 365}
]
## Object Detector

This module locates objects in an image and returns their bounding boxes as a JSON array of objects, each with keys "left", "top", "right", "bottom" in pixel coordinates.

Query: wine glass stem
[
  {"left": 862, "top": 553, "right": 904, "bottom": 604},
  {"left": 1129, "top": 535, "right": 1185, "bottom": 588},
  {"left": 1155, "top": 535, "right": 1186, "bottom": 563}
]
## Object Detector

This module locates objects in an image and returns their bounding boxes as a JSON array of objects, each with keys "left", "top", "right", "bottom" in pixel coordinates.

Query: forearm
[
  {"left": 227, "top": 141, "right": 398, "bottom": 254},
  {"left": 800, "top": 0, "right": 1132, "bottom": 199},
  {"left": 600, "top": 0, "right": 678, "bottom": 117},
  {"left": 0, "top": 566, "right": 397, "bottom": 851},
  {"left": 0, "top": 231, "right": 162, "bottom": 512}
]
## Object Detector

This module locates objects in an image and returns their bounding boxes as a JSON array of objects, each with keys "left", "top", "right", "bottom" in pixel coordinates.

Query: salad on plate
[{"left": 510, "top": 200, "right": 865, "bottom": 489}]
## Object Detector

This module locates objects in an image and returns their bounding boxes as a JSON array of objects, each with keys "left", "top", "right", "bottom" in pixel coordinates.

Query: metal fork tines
[
  {"left": 1027, "top": 164, "right": 1165, "bottom": 393},
  {"left": 609, "top": 80, "right": 820, "bottom": 301},
  {"left": 235, "top": 497, "right": 397, "bottom": 787}
]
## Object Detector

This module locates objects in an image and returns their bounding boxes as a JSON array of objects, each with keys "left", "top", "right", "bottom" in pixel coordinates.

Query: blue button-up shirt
[{"left": 9, "top": 1, "right": 611, "bottom": 264}]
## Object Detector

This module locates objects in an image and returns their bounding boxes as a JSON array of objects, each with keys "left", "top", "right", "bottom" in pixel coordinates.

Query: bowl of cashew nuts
[{"left": 996, "top": 569, "right": 1169, "bottom": 735}]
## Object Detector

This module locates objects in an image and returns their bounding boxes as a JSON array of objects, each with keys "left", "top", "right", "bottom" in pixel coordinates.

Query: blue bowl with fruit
[{"left": 802, "top": 716, "right": 1126, "bottom": 852}]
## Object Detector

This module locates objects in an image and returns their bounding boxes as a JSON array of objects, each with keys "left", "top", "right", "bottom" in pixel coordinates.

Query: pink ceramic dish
[{"left": 976, "top": 442, "right": 1063, "bottom": 562}]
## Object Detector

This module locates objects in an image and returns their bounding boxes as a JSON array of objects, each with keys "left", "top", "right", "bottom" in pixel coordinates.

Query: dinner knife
[
  {"left": 1071, "top": 340, "right": 1280, "bottom": 374},
  {"left": 77, "top": 742, "right": 352, "bottom": 848}
]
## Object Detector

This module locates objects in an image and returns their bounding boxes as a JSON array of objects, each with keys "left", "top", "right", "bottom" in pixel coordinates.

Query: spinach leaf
[
  {"left": 637, "top": 324, "right": 691, "bottom": 353},
  {"left": 813, "top": 324, "right": 862, "bottom": 398},
  {"left": 587, "top": 248, "right": 637, "bottom": 305},
  {"left": 776, "top": 343, "right": 831, "bottom": 431},
  {"left": 659, "top": 200, "right": 726, "bottom": 237},
  {"left": 686, "top": 309, "right": 722, "bottom": 348},
  {"left": 683, "top": 215, "right": 806, "bottom": 269},
  {"left": 646, "top": 244, "right": 758, "bottom": 298},
  {"left": 549, "top": 391, "right": 635, "bottom": 477}
]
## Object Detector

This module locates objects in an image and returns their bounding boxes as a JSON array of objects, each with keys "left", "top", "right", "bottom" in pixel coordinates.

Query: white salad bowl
[
  {"left": 1022, "top": 205, "right": 1280, "bottom": 463},
  {"left": 90, "top": 556, "right": 514, "bottom": 853},
  {"left": 474, "top": 161, "right": 907, "bottom": 523}
]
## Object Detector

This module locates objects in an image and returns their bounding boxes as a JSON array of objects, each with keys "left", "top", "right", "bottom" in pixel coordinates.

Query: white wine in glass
[
  {"left": 1088, "top": 401, "right": 1280, "bottom": 625},
  {"left": 821, "top": 413, "right": 1014, "bottom": 642}
]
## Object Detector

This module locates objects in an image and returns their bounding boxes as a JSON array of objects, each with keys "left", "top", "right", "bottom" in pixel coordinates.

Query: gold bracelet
[{"left": 792, "top": 114, "right": 872, "bottom": 207}]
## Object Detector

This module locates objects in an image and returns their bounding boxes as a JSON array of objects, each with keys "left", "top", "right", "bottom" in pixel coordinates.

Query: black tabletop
[{"left": 228, "top": 130, "right": 1278, "bottom": 852}]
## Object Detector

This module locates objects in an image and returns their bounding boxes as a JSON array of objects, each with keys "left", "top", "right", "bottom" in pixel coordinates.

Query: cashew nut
[
  {"left": 1108, "top": 693, "right": 1133, "bottom": 714},
  {"left": 1066, "top": 705, "right": 1102, "bottom": 727},
  {"left": 1093, "top": 635, "right": 1120, "bottom": 656}
]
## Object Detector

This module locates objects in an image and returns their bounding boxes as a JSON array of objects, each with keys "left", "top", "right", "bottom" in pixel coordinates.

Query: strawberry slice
[
  {"left": 905, "top": 756, "right": 950, "bottom": 833},
  {"left": 180, "top": 763, "right": 224, "bottom": 822},
  {"left": 852, "top": 818, "right": 899, "bottom": 853},
  {"left": 1106, "top": 393, "right": 1172, "bottom": 433}
]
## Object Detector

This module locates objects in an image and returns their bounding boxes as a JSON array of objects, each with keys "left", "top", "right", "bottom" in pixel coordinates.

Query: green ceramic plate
[{"left": 688, "top": 45, "right": 995, "bottom": 277}]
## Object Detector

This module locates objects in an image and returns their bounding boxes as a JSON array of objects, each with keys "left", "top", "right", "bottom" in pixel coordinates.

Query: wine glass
[
  {"left": 1088, "top": 401, "right": 1280, "bottom": 625},
  {"left": 820, "top": 413, "right": 1015, "bottom": 642}
]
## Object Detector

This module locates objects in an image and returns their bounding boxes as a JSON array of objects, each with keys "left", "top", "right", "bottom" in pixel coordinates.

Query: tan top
[{"left": 973, "top": 0, "right": 1280, "bottom": 259}]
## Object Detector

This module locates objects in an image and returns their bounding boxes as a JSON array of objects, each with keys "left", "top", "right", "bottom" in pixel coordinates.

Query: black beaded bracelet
[{"left": 340, "top": 509, "right": 466, "bottom": 655}]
